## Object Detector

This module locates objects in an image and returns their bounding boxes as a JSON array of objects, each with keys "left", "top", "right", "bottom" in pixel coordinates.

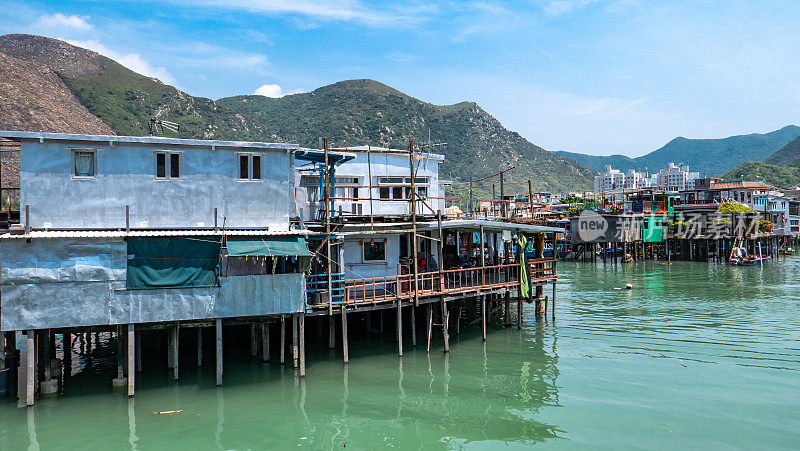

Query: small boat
[
  {"left": 729, "top": 241, "right": 770, "bottom": 266},
  {"left": 778, "top": 248, "right": 795, "bottom": 255},
  {"left": 736, "top": 255, "right": 771, "bottom": 266}
]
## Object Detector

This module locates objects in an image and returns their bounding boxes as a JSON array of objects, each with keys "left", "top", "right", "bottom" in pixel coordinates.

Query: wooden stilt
[
  {"left": 456, "top": 300, "right": 463, "bottom": 335},
  {"left": 262, "top": 321, "right": 270, "bottom": 362},
  {"left": 250, "top": 323, "right": 258, "bottom": 357},
  {"left": 298, "top": 314, "right": 306, "bottom": 378},
  {"left": 397, "top": 301, "right": 403, "bottom": 357},
  {"left": 341, "top": 307, "right": 349, "bottom": 364},
  {"left": 62, "top": 332, "right": 71, "bottom": 379},
  {"left": 411, "top": 305, "right": 417, "bottom": 347},
  {"left": 172, "top": 324, "right": 179, "bottom": 381},
  {"left": 517, "top": 299, "right": 522, "bottom": 329},
  {"left": 328, "top": 316, "right": 335, "bottom": 349},
  {"left": 442, "top": 300, "right": 450, "bottom": 353},
  {"left": 481, "top": 295, "right": 487, "bottom": 341},
  {"left": 196, "top": 327, "right": 202, "bottom": 367},
  {"left": 552, "top": 283, "right": 556, "bottom": 319},
  {"left": 280, "top": 315, "right": 286, "bottom": 365},
  {"left": 136, "top": 331, "right": 142, "bottom": 372},
  {"left": 26, "top": 329, "right": 35, "bottom": 406},
  {"left": 167, "top": 328, "right": 174, "bottom": 369},
  {"left": 426, "top": 305, "right": 433, "bottom": 353},
  {"left": 504, "top": 295, "right": 510, "bottom": 327},
  {"left": 127, "top": 324, "right": 135, "bottom": 397},
  {"left": 215, "top": 319, "right": 223, "bottom": 386},
  {"left": 292, "top": 315, "right": 299, "bottom": 369},
  {"left": 116, "top": 326, "right": 124, "bottom": 380}
]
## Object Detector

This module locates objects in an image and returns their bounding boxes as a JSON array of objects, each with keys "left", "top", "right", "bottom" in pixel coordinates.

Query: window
[
  {"left": 155, "top": 151, "right": 180, "bottom": 179},
  {"left": 417, "top": 186, "right": 427, "bottom": 198},
  {"left": 170, "top": 153, "right": 180, "bottom": 178},
  {"left": 156, "top": 153, "right": 166, "bottom": 178},
  {"left": 72, "top": 150, "right": 96, "bottom": 178},
  {"left": 363, "top": 240, "right": 386, "bottom": 261},
  {"left": 392, "top": 186, "right": 403, "bottom": 199},
  {"left": 239, "top": 154, "right": 262, "bottom": 180},
  {"left": 380, "top": 187, "right": 390, "bottom": 199}
]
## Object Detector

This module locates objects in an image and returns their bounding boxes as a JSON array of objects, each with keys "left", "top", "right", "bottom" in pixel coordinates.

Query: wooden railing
[{"left": 329, "top": 259, "right": 557, "bottom": 307}]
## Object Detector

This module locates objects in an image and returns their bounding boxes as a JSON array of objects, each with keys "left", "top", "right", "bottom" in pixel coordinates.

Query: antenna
[{"left": 148, "top": 108, "right": 180, "bottom": 136}]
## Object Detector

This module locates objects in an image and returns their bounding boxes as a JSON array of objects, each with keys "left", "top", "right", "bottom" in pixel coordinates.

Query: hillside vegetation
[{"left": 0, "top": 34, "right": 595, "bottom": 193}]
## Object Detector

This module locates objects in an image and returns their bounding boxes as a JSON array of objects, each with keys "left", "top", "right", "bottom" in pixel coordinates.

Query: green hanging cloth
[{"left": 518, "top": 234, "right": 529, "bottom": 299}]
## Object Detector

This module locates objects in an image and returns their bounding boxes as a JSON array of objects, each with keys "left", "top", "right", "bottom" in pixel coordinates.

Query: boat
[
  {"left": 778, "top": 247, "right": 795, "bottom": 255},
  {"left": 729, "top": 238, "right": 770, "bottom": 266}
]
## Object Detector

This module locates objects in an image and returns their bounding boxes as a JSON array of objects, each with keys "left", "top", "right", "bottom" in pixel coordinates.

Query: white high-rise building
[
  {"left": 656, "top": 163, "right": 700, "bottom": 191},
  {"left": 594, "top": 165, "right": 652, "bottom": 192}
]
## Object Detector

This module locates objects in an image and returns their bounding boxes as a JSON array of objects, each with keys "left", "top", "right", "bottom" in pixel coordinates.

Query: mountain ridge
[
  {"left": 0, "top": 34, "right": 596, "bottom": 193},
  {"left": 557, "top": 125, "right": 800, "bottom": 176}
]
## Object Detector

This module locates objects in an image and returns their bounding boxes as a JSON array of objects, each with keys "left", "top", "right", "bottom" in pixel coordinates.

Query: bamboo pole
[
  {"left": 409, "top": 138, "right": 420, "bottom": 307},
  {"left": 367, "top": 146, "right": 374, "bottom": 230},
  {"left": 325, "top": 137, "right": 333, "bottom": 317}
]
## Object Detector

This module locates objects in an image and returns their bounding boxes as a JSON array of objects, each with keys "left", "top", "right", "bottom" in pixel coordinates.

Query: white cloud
[
  {"left": 37, "top": 13, "right": 92, "bottom": 30},
  {"left": 254, "top": 84, "right": 303, "bottom": 97},
  {"left": 542, "top": 0, "right": 598, "bottom": 16},
  {"left": 65, "top": 39, "right": 177, "bottom": 85},
  {"left": 172, "top": 0, "right": 401, "bottom": 25}
]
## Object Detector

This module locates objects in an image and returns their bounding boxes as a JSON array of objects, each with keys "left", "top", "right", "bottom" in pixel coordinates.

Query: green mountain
[
  {"left": 0, "top": 34, "right": 595, "bottom": 193},
  {"left": 764, "top": 135, "right": 800, "bottom": 166},
  {"left": 722, "top": 136, "right": 800, "bottom": 188},
  {"left": 721, "top": 162, "right": 800, "bottom": 189},
  {"left": 556, "top": 125, "right": 800, "bottom": 176}
]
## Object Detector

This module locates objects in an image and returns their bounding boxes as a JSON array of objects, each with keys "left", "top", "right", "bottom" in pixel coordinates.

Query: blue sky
[{"left": 2, "top": 1, "right": 799, "bottom": 157}]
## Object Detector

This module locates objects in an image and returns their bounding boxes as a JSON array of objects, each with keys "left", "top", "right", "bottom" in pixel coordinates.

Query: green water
[{"left": 2, "top": 259, "right": 800, "bottom": 449}]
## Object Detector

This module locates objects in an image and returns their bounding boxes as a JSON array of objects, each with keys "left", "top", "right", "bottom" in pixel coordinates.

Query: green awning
[
  {"left": 227, "top": 236, "right": 312, "bottom": 257},
  {"left": 127, "top": 237, "right": 220, "bottom": 289}
]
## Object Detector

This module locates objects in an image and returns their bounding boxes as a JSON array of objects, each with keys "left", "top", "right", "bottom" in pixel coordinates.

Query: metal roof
[
  {"left": 294, "top": 148, "right": 357, "bottom": 164},
  {"left": 0, "top": 130, "right": 298, "bottom": 151},
  {"left": 331, "top": 146, "right": 445, "bottom": 160},
  {"left": 0, "top": 229, "right": 319, "bottom": 239},
  {"left": 326, "top": 219, "right": 563, "bottom": 234}
]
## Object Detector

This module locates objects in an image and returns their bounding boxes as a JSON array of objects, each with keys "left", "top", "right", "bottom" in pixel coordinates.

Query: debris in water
[{"left": 153, "top": 410, "right": 183, "bottom": 415}]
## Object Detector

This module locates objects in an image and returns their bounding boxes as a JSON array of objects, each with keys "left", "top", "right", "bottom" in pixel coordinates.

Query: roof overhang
[
  {"left": 294, "top": 148, "right": 356, "bottom": 165},
  {"left": 0, "top": 130, "right": 298, "bottom": 152}
]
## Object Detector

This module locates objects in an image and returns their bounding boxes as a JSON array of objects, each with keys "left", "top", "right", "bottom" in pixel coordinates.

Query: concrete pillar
[
  {"left": 127, "top": 325, "right": 135, "bottom": 397},
  {"left": 410, "top": 305, "right": 417, "bottom": 347},
  {"left": 250, "top": 324, "right": 258, "bottom": 357},
  {"left": 26, "top": 330, "right": 35, "bottom": 406}
]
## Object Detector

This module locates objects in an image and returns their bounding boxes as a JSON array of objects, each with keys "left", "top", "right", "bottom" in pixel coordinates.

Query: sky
[{"left": 1, "top": 0, "right": 799, "bottom": 157}]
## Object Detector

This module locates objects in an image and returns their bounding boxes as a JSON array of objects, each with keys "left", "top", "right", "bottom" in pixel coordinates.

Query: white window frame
[
  {"left": 70, "top": 148, "right": 98, "bottom": 180},
  {"left": 154, "top": 150, "right": 183, "bottom": 180},
  {"left": 238, "top": 152, "right": 264, "bottom": 181}
]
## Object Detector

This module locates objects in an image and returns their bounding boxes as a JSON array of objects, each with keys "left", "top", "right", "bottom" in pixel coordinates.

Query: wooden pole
[
  {"left": 517, "top": 299, "right": 522, "bottom": 329},
  {"left": 397, "top": 301, "right": 403, "bottom": 357},
  {"left": 410, "top": 138, "right": 420, "bottom": 307},
  {"left": 299, "top": 314, "right": 306, "bottom": 378},
  {"left": 480, "top": 224, "right": 486, "bottom": 286},
  {"left": 215, "top": 319, "right": 223, "bottom": 386},
  {"left": 442, "top": 300, "right": 450, "bottom": 353},
  {"left": 528, "top": 180, "right": 534, "bottom": 221},
  {"left": 196, "top": 327, "right": 202, "bottom": 367},
  {"left": 173, "top": 324, "right": 179, "bottom": 381},
  {"left": 135, "top": 330, "right": 142, "bottom": 372},
  {"left": 325, "top": 137, "right": 333, "bottom": 317},
  {"left": 456, "top": 300, "right": 462, "bottom": 335},
  {"left": 292, "top": 314, "right": 299, "bottom": 369},
  {"left": 26, "top": 330, "right": 35, "bottom": 406},
  {"left": 504, "top": 292, "right": 511, "bottom": 327},
  {"left": 426, "top": 305, "right": 433, "bottom": 353},
  {"left": 250, "top": 323, "right": 258, "bottom": 357},
  {"left": 437, "top": 211, "right": 445, "bottom": 292},
  {"left": 127, "top": 324, "right": 135, "bottom": 397},
  {"left": 500, "top": 171, "right": 506, "bottom": 219},
  {"left": 341, "top": 307, "right": 349, "bottom": 364},
  {"left": 367, "top": 146, "right": 374, "bottom": 230},
  {"left": 552, "top": 283, "right": 556, "bottom": 320},
  {"left": 280, "top": 315, "right": 286, "bottom": 365},
  {"left": 328, "top": 316, "right": 335, "bottom": 349},
  {"left": 481, "top": 295, "right": 487, "bottom": 341},
  {"left": 411, "top": 305, "right": 417, "bottom": 347},
  {"left": 262, "top": 321, "right": 270, "bottom": 362}
]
